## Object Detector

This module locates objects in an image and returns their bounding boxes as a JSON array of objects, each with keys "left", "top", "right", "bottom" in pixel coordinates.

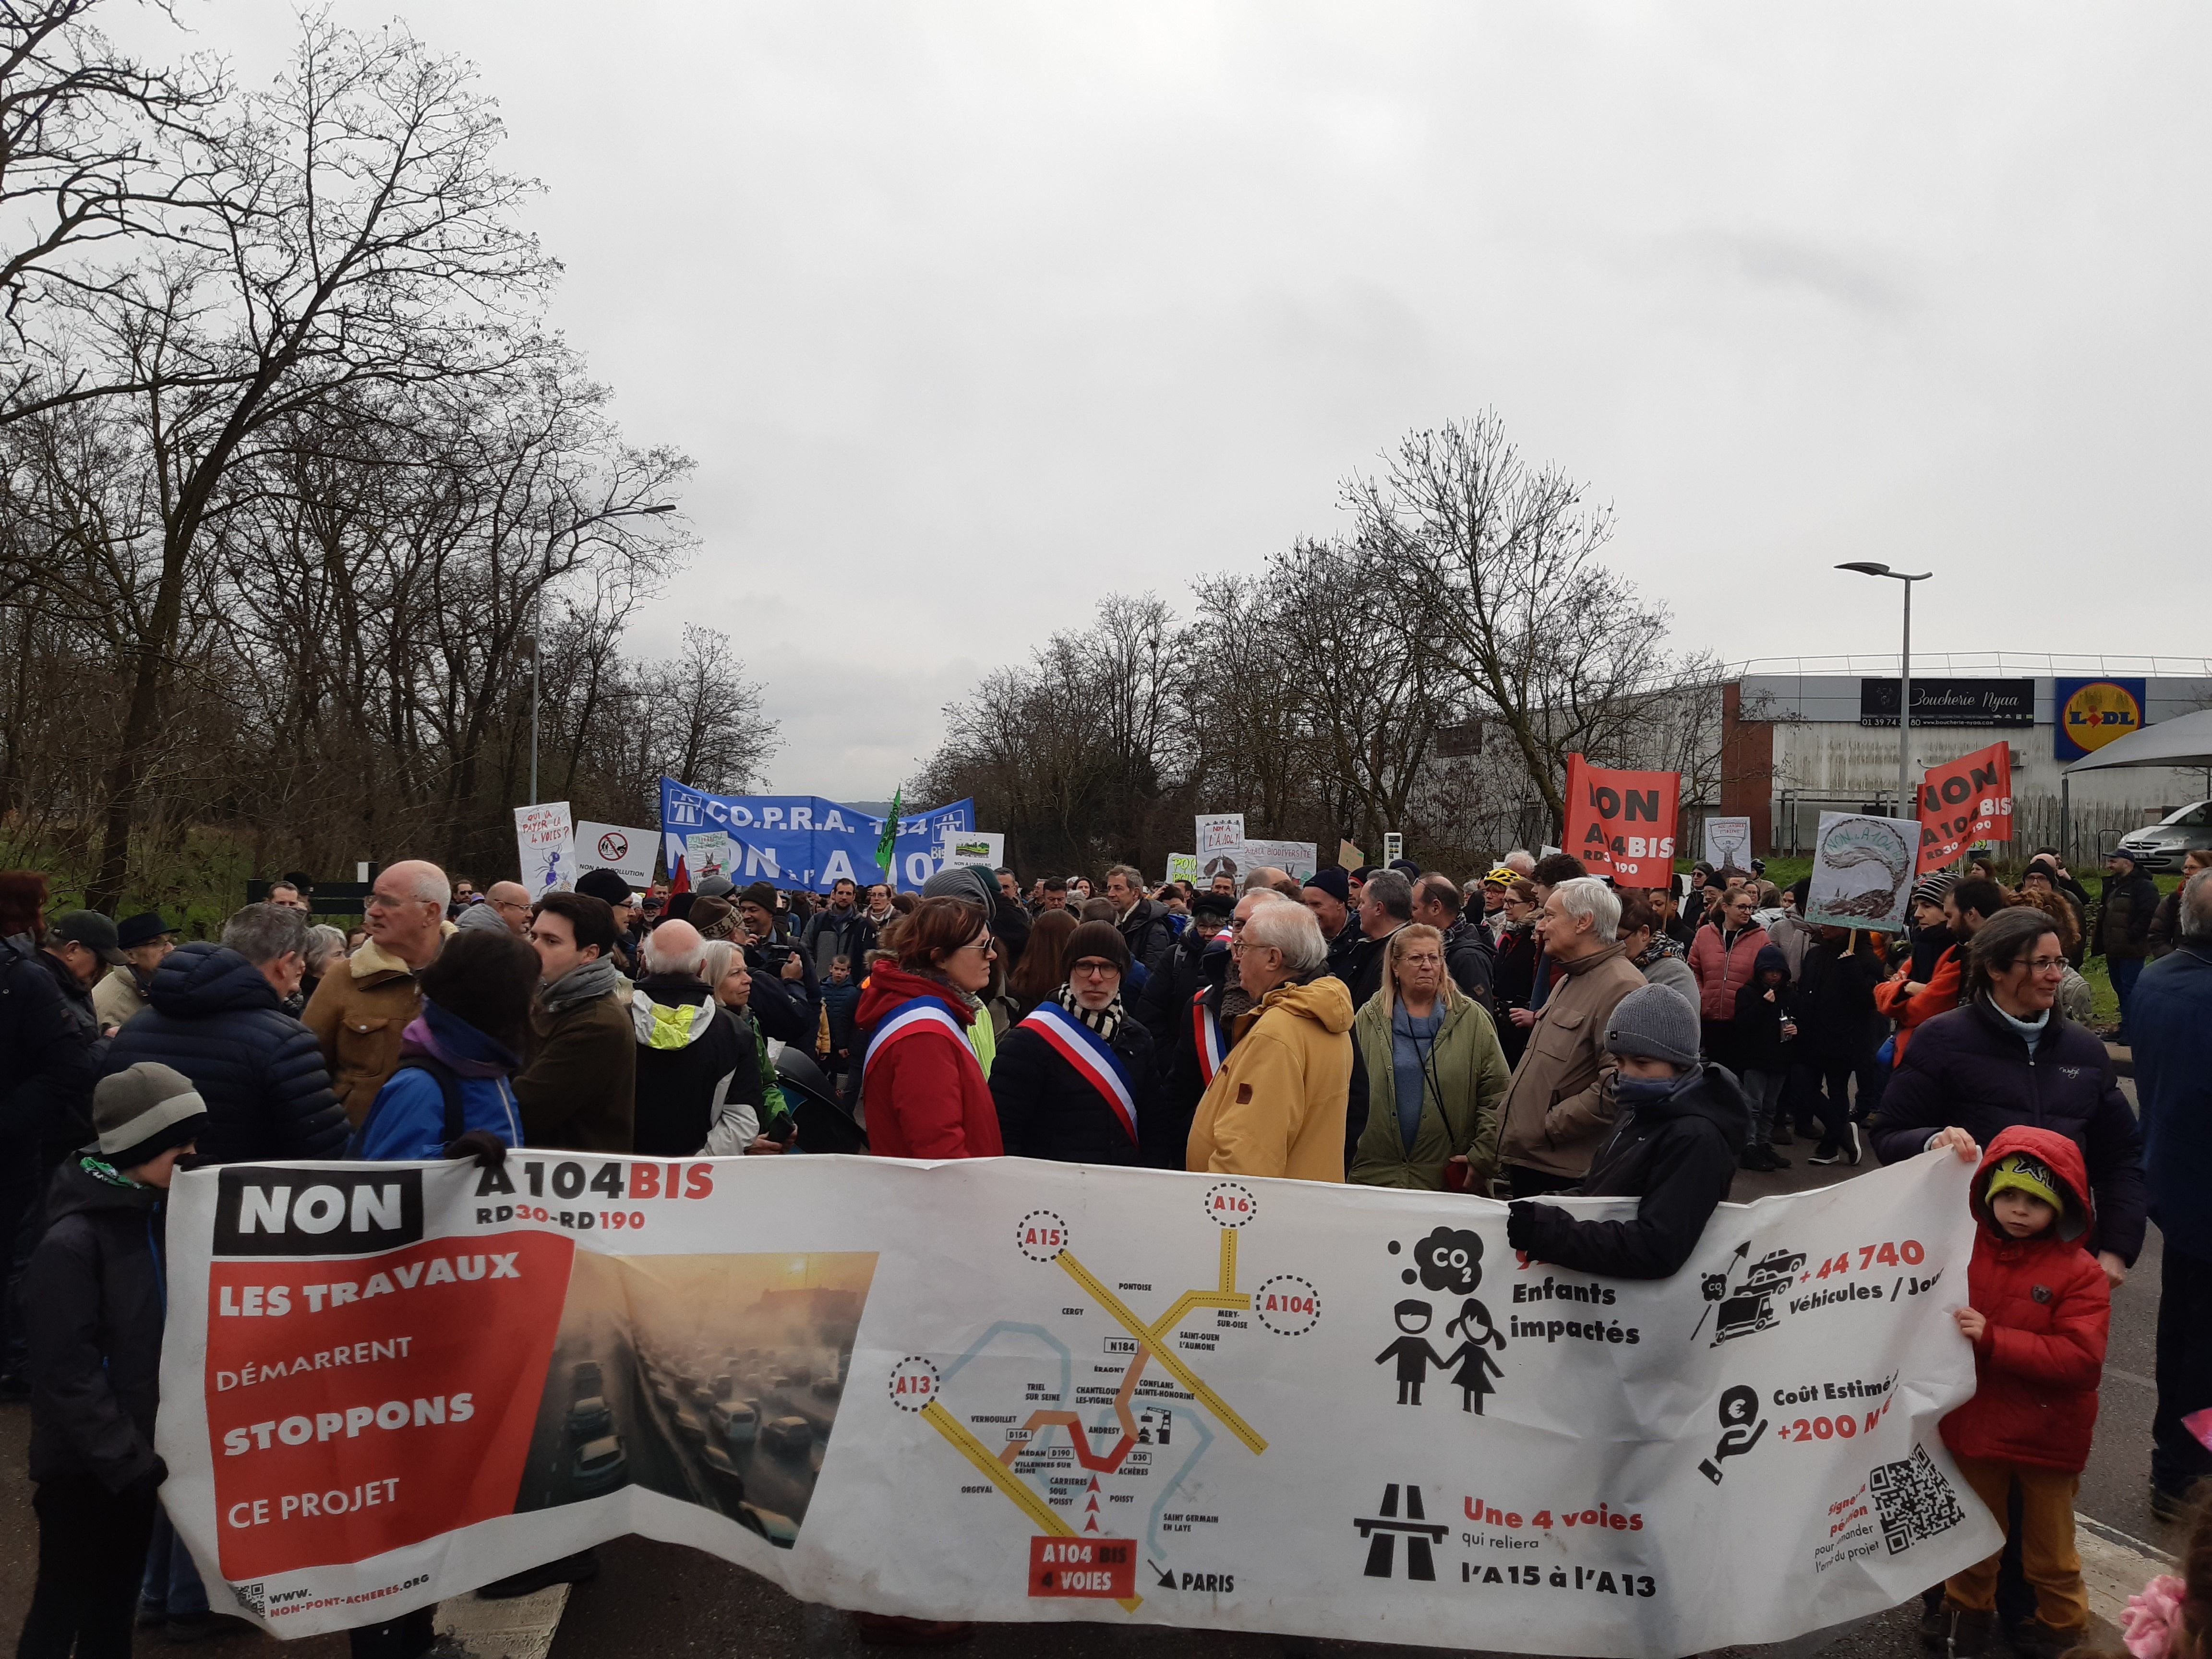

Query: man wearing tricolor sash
[{"left": 989, "top": 921, "right": 1165, "bottom": 1166}]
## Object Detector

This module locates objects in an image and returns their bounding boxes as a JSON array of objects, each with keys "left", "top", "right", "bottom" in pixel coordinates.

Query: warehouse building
[{"left": 1714, "top": 656, "right": 2212, "bottom": 860}]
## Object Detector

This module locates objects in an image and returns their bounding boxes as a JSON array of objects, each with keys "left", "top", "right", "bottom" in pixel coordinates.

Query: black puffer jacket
[
  {"left": 1506, "top": 1063, "right": 1747, "bottom": 1279},
  {"left": 25, "top": 1158, "right": 167, "bottom": 1490},
  {"left": 106, "top": 944, "right": 348, "bottom": 1164},
  {"left": 1113, "top": 896, "right": 1179, "bottom": 980},
  {"left": 1441, "top": 919, "right": 1497, "bottom": 1014},
  {"left": 2096, "top": 868, "right": 2160, "bottom": 962},
  {"left": 0, "top": 935, "right": 101, "bottom": 1148},
  {"left": 991, "top": 1005, "right": 1162, "bottom": 1168},
  {"left": 1136, "top": 914, "right": 1226, "bottom": 1048},
  {"left": 1870, "top": 997, "right": 2146, "bottom": 1262}
]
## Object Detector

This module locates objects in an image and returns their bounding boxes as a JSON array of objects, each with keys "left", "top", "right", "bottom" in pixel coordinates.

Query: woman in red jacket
[
  {"left": 1938, "top": 1124, "right": 2111, "bottom": 1659},
  {"left": 853, "top": 896, "right": 1003, "bottom": 1160}
]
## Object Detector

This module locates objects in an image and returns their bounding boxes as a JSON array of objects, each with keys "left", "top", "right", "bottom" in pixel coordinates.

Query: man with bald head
[
  {"left": 629, "top": 917, "right": 747, "bottom": 1157},
  {"left": 483, "top": 880, "right": 535, "bottom": 938},
  {"left": 305, "top": 858, "right": 450, "bottom": 1125}
]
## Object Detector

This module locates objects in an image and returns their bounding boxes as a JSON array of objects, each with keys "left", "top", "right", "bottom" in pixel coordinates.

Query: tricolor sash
[
  {"left": 1191, "top": 989, "right": 1227, "bottom": 1087},
  {"left": 861, "top": 995, "right": 980, "bottom": 1084},
  {"left": 1020, "top": 1000, "right": 1139, "bottom": 1145}
]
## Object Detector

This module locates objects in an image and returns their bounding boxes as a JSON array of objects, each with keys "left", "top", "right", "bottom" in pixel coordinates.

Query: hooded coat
[
  {"left": 105, "top": 943, "right": 348, "bottom": 1164},
  {"left": 1185, "top": 975, "right": 1355, "bottom": 1181},
  {"left": 629, "top": 974, "right": 749, "bottom": 1157},
  {"left": 303, "top": 938, "right": 425, "bottom": 1125},
  {"left": 1941, "top": 1126, "right": 2110, "bottom": 1473},
  {"left": 855, "top": 963, "right": 1003, "bottom": 1160},
  {"left": 355, "top": 1002, "right": 524, "bottom": 1161},
  {"left": 1871, "top": 997, "right": 2146, "bottom": 1263},
  {"left": 1506, "top": 1063, "right": 1747, "bottom": 1279},
  {"left": 1113, "top": 894, "right": 1179, "bottom": 980},
  {"left": 0, "top": 934, "right": 102, "bottom": 1148},
  {"left": 24, "top": 1158, "right": 168, "bottom": 1490},
  {"left": 1728, "top": 945, "right": 1796, "bottom": 1074},
  {"left": 1347, "top": 989, "right": 1511, "bottom": 1190}
]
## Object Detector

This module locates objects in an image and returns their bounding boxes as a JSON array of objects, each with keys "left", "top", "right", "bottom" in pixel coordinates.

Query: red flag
[
  {"left": 1916, "top": 741, "right": 2013, "bottom": 873},
  {"left": 1563, "top": 755, "right": 1682, "bottom": 885},
  {"left": 669, "top": 852, "right": 690, "bottom": 894}
]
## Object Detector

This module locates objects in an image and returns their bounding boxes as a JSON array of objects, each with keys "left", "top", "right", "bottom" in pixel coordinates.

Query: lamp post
[{"left": 1836, "top": 562, "right": 1934, "bottom": 819}]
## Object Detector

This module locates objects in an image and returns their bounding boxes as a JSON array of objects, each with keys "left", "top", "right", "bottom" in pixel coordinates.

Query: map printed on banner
[{"left": 157, "top": 1154, "right": 1996, "bottom": 1653}]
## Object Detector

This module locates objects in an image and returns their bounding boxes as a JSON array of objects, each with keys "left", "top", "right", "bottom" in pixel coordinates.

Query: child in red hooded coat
[{"left": 1938, "top": 1124, "right": 2112, "bottom": 1659}]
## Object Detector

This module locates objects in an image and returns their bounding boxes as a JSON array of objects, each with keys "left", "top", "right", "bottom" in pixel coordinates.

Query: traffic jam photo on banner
[{"left": 158, "top": 1152, "right": 1999, "bottom": 1653}]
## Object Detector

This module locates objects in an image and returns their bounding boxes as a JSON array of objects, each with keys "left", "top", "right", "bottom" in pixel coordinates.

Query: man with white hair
[
  {"left": 1495, "top": 876, "right": 1647, "bottom": 1197},
  {"left": 1501, "top": 850, "right": 1537, "bottom": 880},
  {"left": 629, "top": 918, "right": 747, "bottom": 1157},
  {"left": 1158, "top": 890, "right": 1289, "bottom": 1143},
  {"left": 305, "top": 858, "right": 449, "bottom": 1125},
  {"left": 1185, "top": 900, "right": 1355, "bottom": 1181}
]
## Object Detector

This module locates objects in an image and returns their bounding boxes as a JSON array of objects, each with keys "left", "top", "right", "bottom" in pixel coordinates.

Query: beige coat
[
  {"left": 91, "top": 965, "right": 150, "bottom": 1031},
  {"left": 1496, "top": 942, "right": 1646, "bottom": 1181},
  {"left": 1186, "top": 976, "right": 1355, "bottom": 1182},
  {"left": 302, "top": 939, "right": 425, "bottom": 1126}
]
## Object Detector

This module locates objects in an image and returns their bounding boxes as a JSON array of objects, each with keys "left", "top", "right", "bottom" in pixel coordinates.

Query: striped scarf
[{"left": 1053, "top": 983, "right": 1124, "bottom": 1044}]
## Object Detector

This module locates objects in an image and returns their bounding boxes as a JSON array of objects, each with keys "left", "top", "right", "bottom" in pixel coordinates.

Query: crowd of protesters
[{"left": 0, "top": 829, "right": 2202, "bottom": 1657}]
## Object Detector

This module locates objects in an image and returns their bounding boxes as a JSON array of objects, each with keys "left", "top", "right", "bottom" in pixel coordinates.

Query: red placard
[
  {"left": 1029, "top": 1537, "right": 1135, "bottom": 1599},
  {"left": 1563, "top": 755, "right": 1681, "bottom": 885},
  {"left": 205, "top": 1230, "right": 573, "bottom": 1581},
  {"left": 1916, "top": 741, "right": 2013, "bottom": 873}
]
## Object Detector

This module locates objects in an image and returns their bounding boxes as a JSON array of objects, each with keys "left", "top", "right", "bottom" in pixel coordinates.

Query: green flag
[{"left": 876, "top": 788, "right": 903, "bottom": 875}]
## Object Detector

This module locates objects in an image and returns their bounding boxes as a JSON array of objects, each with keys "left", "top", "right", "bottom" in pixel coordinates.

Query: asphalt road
[{"left": 0, "top": 1113, "right": 2178, "bottom": 1657}]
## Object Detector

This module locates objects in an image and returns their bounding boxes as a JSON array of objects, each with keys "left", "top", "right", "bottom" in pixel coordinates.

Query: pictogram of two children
[{"left": 1379, "top": 1298, "right": 1507, "bottom": 1412}]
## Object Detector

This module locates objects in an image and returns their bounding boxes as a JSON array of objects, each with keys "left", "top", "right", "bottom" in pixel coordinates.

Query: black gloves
[{"left": 442, "top": 1129, "right": 508, "bottom": 1168}]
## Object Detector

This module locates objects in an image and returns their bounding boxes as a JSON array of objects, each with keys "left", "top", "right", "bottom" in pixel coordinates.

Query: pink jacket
[{"left": 1688, "top": 921, "right": 1769, "bottom": 1022}]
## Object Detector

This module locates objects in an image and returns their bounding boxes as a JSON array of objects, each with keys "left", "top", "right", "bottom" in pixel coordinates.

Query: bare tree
[{"left": 1351, "top": 414, "right": 1695, "bottom": 831}]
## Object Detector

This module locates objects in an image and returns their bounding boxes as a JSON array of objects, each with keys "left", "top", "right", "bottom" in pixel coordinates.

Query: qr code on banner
[{"left": 1869, "top": 1444, "right": 1969, "bottom": 1555}]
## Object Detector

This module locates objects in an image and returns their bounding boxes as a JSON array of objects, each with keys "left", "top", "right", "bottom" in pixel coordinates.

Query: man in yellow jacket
[{"left": 1187, "top": 899, "right": 1354, "bottom": 1180}]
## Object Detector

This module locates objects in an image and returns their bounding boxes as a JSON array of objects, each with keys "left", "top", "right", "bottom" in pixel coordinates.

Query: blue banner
[{"left": 656, "top": 778, "right": 975, "bottom": 892}]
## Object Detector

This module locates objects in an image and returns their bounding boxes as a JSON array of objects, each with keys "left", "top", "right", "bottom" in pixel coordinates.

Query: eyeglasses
[
  {"left": 954, "top": 936, "right": 996, "bottom": 957},
  {"left": 1229, "top": 940, "right": 1278, "bottom": 958},
  {"left": 1070, "top": 959, "right": 1118, "bottom": 979},
  {"left": 2019, "top": 956, "right": 2068, "bottom": 974},
  {"left": 495, "top": 898, "right": 531, "bottom": 914},
  {"left": 363, "top": 891, "right": 418, "bottom": 911}
]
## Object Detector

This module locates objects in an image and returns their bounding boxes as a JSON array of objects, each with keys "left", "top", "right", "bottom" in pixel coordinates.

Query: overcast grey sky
[{"left": 188, "top": 2, "right": 2212, "bottom": 799}]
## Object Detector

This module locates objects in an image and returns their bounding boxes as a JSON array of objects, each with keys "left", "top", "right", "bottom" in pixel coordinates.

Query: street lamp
[{"left": 1836, "top": 562, "right": 1934, "bottom": 818}]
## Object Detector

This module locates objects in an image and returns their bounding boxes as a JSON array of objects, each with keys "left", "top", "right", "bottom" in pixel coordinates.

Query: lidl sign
[{"left": 2054, "top": 677, "right": 2146, "bottom": 761}]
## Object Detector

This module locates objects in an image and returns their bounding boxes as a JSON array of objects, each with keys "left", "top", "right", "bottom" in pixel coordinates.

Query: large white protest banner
[
  {"left": 1243, "top": 839, "right": 1319, "bottom": 882},
  {"left": 158, "top": 1155, "right": 1994, "bottom": 1653},
  {"left": 573, "top": 821, "right": 657, "bottom": 889},
  {"left": 512, "top": 803, "right": 574, "bottom": 896}
]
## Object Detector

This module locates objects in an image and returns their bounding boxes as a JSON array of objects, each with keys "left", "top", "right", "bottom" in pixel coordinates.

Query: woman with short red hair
[{"left": 853, "top": 896, "right": 1004, "bottom": 1160}]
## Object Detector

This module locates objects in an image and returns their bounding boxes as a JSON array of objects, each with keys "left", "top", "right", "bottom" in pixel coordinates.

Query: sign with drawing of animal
[{"left": 1804, "top": 812, "right": 1918, "bottom": 933}]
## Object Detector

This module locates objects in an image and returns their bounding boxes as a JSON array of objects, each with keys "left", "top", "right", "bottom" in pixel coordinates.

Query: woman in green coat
[{"left": 1349, "top": 925, "right": 1513, "bottom": 1190}]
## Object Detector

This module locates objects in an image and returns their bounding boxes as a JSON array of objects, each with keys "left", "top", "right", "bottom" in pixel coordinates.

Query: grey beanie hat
[
  {"left": 1604, "top": 983, "right": 1700, "bottom": 1069},
  {"left": 921, "top": 865, "right": 998, "bottom": 911},
  {"left": 95, "top": 1062, "right": 207, "bottom": 1168}
]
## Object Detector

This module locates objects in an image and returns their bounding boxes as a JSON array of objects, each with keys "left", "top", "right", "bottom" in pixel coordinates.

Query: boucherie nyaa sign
[
  {"left": 1563, "top": 756, "right": 1680, "bottom": 885},
  {"left": 1915, "top": 741, "right": 2013, "bottom": 874}
]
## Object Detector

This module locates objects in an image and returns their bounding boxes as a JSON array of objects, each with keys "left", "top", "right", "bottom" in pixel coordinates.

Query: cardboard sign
[
  {"left": 1563, "top": 757, "right": 1680, "bottom": 885},
  {"left": 1165, "top": 854, "right": 1199, "bottom": 885},
  {"left": 159, "top": 1154, "right": 1995, "bottom": 1650},
  {"left": 512, "top": 803, "right": 574, "bottom": 897},
  {"left": 1915, "top": 743, "right": 2013, "bottom": 874},
  {"left": 1701, "top": 817, "right": 1753, "bottom": 873},
  {"left": 683, "top": 830, "right": 732, "bottom": 887},
  {"left": 574, "top": 821, "right": 657, "bottom": 889},
  {"left": 1197, "top": 815, "right": 1246, "bottom": 890},
  {"left": 1244, "top": 840, "right": 1319, "bottom": 883},
  {"left": 1805, "top": 812, "right": 1918, "bottom": 932},
  {"left": 939, "top": 831, "right": 1005, "bottom": 870}
]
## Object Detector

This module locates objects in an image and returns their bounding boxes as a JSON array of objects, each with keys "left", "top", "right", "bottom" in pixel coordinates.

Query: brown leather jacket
[
  {"left": 302, "top": 940, "right": 424, "bottom": 1126},
  {"left": 1496, "top": 941, "right": 1647, "bottom": 1180}
]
